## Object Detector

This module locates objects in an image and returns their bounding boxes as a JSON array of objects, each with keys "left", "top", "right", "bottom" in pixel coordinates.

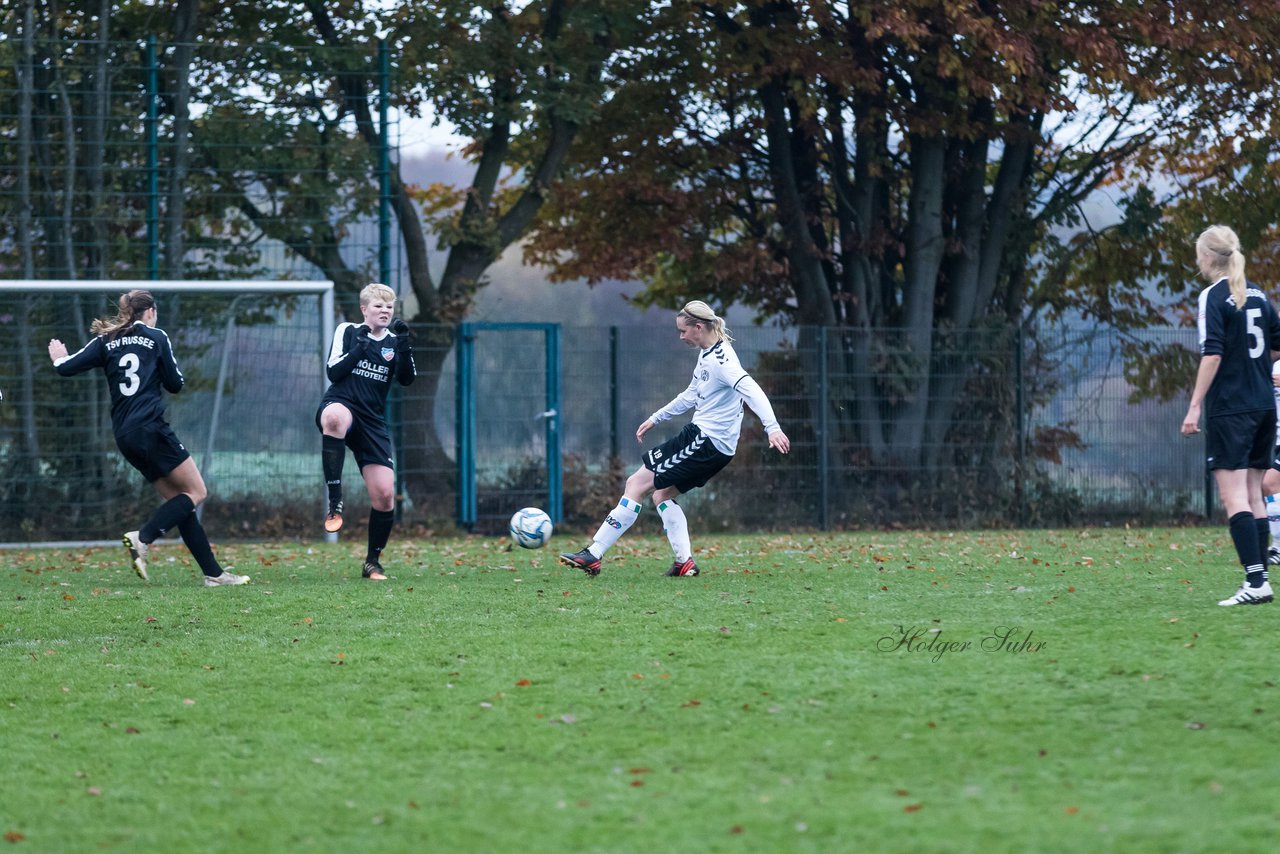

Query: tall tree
[
  {"left": 187, "top": 0, "right": 652, "bottom": 502},
  {"left": 525, "top": 0, "right": 1280, "bottom": 477}
]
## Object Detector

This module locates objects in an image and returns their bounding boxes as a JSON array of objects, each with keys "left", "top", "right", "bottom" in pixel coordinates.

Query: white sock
[
  {"left": 589, "top": 497, "right": 642, "bottom": 558},
  {"left": 656, "top": 500, "right": 691, "bottom": 562},
  {"left": 1268, "top": 495, "right": 1280, "bottom": 548}
]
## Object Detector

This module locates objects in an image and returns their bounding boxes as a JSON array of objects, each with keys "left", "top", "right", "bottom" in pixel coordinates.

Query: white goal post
[{"left": 0, "top": 280, "right": 334, "bottom": 547}]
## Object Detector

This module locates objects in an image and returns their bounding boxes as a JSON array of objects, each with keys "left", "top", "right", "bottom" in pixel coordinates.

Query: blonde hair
[
  {"left": 1197, "top": 225, "right": 1248, "bottom": 309},
  {"left": 90, "top": 289, "right": 156, "bottom": 340},
  {"left": 360, "top": 282, "right": 396, "bottom": 306},
  {"left": 678, "top": 300, "right": 732, "bottom": 342}
]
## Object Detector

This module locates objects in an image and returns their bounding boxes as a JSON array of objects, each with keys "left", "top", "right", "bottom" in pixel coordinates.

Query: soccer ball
[{"left": 509, "top": 507, "right": 553, "bottom": 549}]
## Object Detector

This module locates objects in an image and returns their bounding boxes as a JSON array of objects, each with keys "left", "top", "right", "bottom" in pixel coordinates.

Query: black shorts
[
  {"left": 115, "top": 422, "right": 191, "bottom": 482},
  {"left": 316, "top": 403, "right": 395, "bottom": 470},
  {"left": 644, "top": 423, "right": 732, "bottom": 493},
  {"left": 1206, "top": 409, "right": 1276, "bottom": 470}
]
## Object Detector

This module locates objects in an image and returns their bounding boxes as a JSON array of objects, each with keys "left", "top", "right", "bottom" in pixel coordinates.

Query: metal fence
[
  {"left": 0, "top": 36, "right": 1214, "bottom": 541},
  {"left": 0, "top": 37, "right": 398, "bottom": 290},
  {"left": 0, "top": 305, "right": 1210, "bottom": 542}
]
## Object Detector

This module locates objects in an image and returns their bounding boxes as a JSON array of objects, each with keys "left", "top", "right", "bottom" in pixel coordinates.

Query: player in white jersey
[
  {"left": 1181, "top": 225, "right": 1280, "bottom": 605},
  {"left": 560, "top": 300, "right": 790, "bottom": 577}
]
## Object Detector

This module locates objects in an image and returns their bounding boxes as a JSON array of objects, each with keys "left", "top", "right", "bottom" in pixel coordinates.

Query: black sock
[
  {"left": 322, "top": 435, "right": 346, "bottom": 506},
  {"left": 1228, "top": 511, "right": 1265, "bottom": 587},
  {"left": 367, "top": 508, "right": 395, "bottom": 564},
  {"left": 1256, "top": 517, "right": 1271, "bottom": 583},
  {"left": 139, "top": 494, "right": 195, "bottom": 544},
  {"left": 178, "top": 513, "right": 223, "bottom": 577}
]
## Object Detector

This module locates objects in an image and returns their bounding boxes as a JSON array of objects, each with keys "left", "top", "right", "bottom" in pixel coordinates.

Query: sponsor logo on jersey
[
  {"left": 701, "top": 369, "right": 709, "bottom": 381},
  {"left": 381, "top": 347, "right": 395, "bottom": 361}
]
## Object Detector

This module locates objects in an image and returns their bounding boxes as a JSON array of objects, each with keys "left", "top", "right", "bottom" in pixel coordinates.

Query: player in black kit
[
  {"left": 317, "top": 283, "right": 416, "bottom": 580},
  {"left": 1181, "top": 226, "right": 1280, "bottom": 606},
  {"left": 48, "top": 289, "right": 248, "bottom": 587}
]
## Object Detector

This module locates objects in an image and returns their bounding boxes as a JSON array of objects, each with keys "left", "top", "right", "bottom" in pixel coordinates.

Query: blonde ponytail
[
  {"left": 678, "top": 300, "right": 733, "bottom": 343},
  {"left": 1196, "top": 225, "right": 1248, "bottom": 308}
]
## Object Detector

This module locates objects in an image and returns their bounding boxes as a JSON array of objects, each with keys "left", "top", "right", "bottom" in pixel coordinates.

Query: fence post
[
  {"left": 546, "top": 326, "right": 563, "bottom": 523},
  {"left": 817, "top": 326, "right": 829, "bottom": 531},
  {"left": 609, "top": 326, "right": 619, "bottom": 461},
  {"left": 1015, "top": 324, "right": 1026, "bottom": 526},
  {"left": 1204, "top": 461, "right": 1213, "bottom": 520},
  {"left": 377, "top": 38, "right": 392, "bottom": 288},
  {"left": 145, "top": 36, "right": 160, "bottom": 280},
  {"left": 456, "top": 323, "right": 476, "bottom": 529}
]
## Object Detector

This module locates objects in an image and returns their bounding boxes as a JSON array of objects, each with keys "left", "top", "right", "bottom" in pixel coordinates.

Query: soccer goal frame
[{"left": 0, "top": 280, "right": 334, "bottom": 548}]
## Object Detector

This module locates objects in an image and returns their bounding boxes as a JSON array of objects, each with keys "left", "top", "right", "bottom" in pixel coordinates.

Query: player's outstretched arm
[
  {"left": 767, "top": 429, "right": 790, "bottom": 454},
  {"left": 49, "top": 337, "right": 104, "bottom": 376}
]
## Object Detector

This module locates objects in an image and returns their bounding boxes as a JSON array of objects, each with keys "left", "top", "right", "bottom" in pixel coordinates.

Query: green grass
[{"left": 2, "top": 527, "right": 1278, "bottom": 852}]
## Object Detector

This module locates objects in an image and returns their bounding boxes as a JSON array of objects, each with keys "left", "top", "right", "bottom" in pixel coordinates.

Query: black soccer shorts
[
  {"left": 316, "top": 404, "right": 396, "bottom": 471},
  {"left": 644, "top": 423, "right": 732, "bottom": 492},
  {"left": 115, "top": 421, "right": 191, "bottom": 482},
  {"left": 1206, "top": 409, "right": 1276, "bottom": 471}
]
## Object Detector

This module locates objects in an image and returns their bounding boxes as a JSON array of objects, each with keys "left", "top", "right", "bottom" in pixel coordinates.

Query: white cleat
[
  {"left": 1218, "top": 581, "right": 1274, "bottom": 606},
  {"left": 204, "top": 572, "right": 250, "bottom": 587},
  {"left": 122, "top": 531, "right": 149, "bottom": 581}
]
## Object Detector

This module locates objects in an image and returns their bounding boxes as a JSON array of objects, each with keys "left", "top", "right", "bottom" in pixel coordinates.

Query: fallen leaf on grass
[
  {"left": 4, "top": 831, "right": 26, "bottom": 842},
  {"left": 515, "top": 679, "right": 532, "bottom": 687},
  {"left": 904, "top": 803, "right": 922, "bottom": 813},
  {"left": 86, "top": 787, "right": 101, "bottom": 796},
  {"left": 1064, "top": 806, "right": 1079, "bottom": 816},
  {"left": 1186, "top": 721, "right": 1206, "bottom": 730}
]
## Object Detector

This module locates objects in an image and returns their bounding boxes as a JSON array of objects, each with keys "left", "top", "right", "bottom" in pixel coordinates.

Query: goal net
[{"left": 0, "top": 281, "right": 334, "bottom": 545}]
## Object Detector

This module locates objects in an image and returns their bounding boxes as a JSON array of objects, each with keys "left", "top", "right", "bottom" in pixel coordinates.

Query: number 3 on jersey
[
  {"left": 1247, "top": 308, "right": 1264, "bottom": 358},
  {"left": 117, "top": 352, "right": 141, "bottom": 396}
]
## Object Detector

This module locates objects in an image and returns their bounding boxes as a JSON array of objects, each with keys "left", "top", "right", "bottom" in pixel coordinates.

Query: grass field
[{"left": 2, "top": 527, "right": 1278, "bottom": 852}]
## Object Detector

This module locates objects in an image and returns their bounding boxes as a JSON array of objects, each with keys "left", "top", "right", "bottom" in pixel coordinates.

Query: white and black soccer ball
[{"left": 509, "top": 507, "right": 553, "bottom": 549}]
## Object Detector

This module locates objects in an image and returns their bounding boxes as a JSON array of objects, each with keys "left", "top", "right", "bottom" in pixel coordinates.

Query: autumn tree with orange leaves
[{"left": 524, "top": 0, "right": 1280, "bottom": 477}]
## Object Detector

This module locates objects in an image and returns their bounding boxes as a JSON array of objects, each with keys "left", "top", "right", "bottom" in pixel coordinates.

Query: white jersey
[{"left": 648, "top": 339, "right": 781, "bottom": 455}]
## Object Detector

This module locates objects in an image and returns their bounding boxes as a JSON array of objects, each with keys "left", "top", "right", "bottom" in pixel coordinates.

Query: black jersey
[
  {"left": 321, "top": 322, "right": 416, "bottom": 421},
  {"left": 54, "top": 322, "right": 184, "bottom": 436},
  {"left": 1198, "top": 278, "right": 1280, "bottom": 417}
]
